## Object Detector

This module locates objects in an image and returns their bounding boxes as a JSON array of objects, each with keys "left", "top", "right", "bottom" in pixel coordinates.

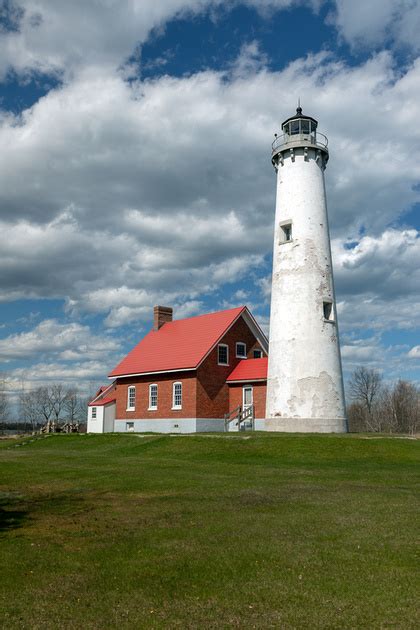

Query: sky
[{"left": 0, "top": 0, "right": 419, "bottom": 406}]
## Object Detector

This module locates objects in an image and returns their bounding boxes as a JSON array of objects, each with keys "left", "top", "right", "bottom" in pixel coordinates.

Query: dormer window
[
  {"left": 236, "top": 342, "right": 246, "bottom": 358},
  {"left": 253, "top": 349, "right": 263, "bottom": 358},
  {"left": 218, "top": 344, "right": 229, "bottom": 365}
]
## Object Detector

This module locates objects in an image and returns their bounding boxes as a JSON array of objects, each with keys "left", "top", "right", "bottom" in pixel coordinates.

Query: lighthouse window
[
  {"left": 323, "top": 301, "right": 334, "bottom": 321},
  {"left": 280, "top": 222, "right": 292, "bottom": 243},
  {"left": 301, "top": 119, "right": 310, "bottom": 135},
  {"left": 290, "top": 120, "right": 300, "bottom": 135}
]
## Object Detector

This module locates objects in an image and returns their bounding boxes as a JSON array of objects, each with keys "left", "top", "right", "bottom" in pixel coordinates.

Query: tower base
[{"left": 264, "top": 417, "right": 348, "bottom": 433}]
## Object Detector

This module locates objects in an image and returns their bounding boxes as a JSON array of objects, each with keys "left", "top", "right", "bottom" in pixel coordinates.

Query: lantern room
[
  {"left": 281, "top": 105, "right": 318, "bottom": 139},
  {"left": 271, "top": 105, "right": 329, "bottom": 167}
]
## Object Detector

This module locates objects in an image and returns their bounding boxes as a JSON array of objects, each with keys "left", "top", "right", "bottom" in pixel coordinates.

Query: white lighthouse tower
[{"left": 265, "top": 106, "right": 347, "bottom": 433}]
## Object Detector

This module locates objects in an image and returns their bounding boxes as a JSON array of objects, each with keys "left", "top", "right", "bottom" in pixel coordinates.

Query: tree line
[
  {"left": 18, "top": 384, "right": 88, "bottom": 432},
  {"left": 347, "top": 367, "right": 419, "bottom": 434},
  {"left": 1, "top": 370, "right": 418, "bottom": 435}
]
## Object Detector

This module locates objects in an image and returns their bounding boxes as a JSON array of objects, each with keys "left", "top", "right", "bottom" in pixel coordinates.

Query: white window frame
[
  {"left": 127, "top": 386, "right": 136, "bottom": 411},
  {"left": 126, "top": 422, "right": 134, "bottom": 432},
  {"left": 236, "top": 342, "right": 247, "bottom": 358},
  {"left": 253, "top": 349, "right": 263, "bottom": 358},
  {"left": 218, "top": 343, "right": 229, "bottom": 366},
  {"left": 172, "top": 382, "right": 182, "bottom": 410},
  {"left": 148, "top": 384, "right": 158, "bottom": 410},
  {"left": 91, "top": 406, "right": 97, "bottom": 419}
]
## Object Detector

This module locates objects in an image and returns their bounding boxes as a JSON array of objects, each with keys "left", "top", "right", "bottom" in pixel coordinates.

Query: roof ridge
[{"left": 162, "top": 305, "right": 245, "bottom": 326}]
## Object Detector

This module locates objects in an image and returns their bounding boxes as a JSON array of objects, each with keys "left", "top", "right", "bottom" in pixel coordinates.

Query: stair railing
[
  {"left": 224, "top": 404, "right": 255, "bottom": 432},
  {"left": 224, "top": 405, "right": 242, "bottom": 432}
]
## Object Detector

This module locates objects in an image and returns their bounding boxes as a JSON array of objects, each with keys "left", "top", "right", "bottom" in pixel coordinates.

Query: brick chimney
[{"left": 153, "top": 305, "right": 173, "bottom": 330}]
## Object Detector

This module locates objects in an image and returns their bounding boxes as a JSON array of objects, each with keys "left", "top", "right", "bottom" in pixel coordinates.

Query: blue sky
[{"left": 0, "top": 0, "right": 419, "bottom": 404}]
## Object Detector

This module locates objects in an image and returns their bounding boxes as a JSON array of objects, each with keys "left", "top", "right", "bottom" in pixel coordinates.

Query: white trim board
[{"left": 227, "top": 378, "right": 267, "bottom": 384}]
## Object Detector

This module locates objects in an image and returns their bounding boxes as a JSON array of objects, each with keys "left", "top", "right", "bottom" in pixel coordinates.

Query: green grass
[{"left": 0, "top": 433, "right": 418, "bottom": 629}]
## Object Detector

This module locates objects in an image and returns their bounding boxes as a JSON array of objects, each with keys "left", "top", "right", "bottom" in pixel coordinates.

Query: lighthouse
[{"left": 265, "top": 106, "right": 347, "bottom": 433}]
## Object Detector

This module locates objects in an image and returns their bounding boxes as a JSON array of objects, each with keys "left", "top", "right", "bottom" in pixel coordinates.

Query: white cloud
[
  {"left": 338, "top": 334, "right": 418, "bottom": 384},
  {"left": 0, "top": 0, "right": 205, "bottom": 79},
  {"left": 233, "top": 289, "right": 249, "bottom": 300},
  {"left": 257, "top": 275, "right": 272, "bottom": 302},
  {"left": 0, "top": 0, "right": 321, "bottom": 80},
  {"left": 408, "top": 346, "right": 420, "bottom": 359},
  {"left": 333, "top": 229, "right": 420, "bottom": 299},
  {"left": 0, "top": 319, "right": 118, "bottom": 361},
  {"left": 230, "top": 40, "right": 269, "bottom": 79},
  {"left": 6, "top": 361, "right": 111, "bottom": 395},
  {"left": 0, "top": 3, "right": 419, "bottom": 386},
  {"left": 333, "top": 229, "right": 420, "bottom": 332},
  {"left": 331, "top": 0, "right": 420, "bottom": 52},
  {"left": 331, "top": 0, "right": 397, "bottom": 47},
  {"left": 341, "top": 344, "right": 381, "bottom": 361},
  {"left": 0, "top": 52, "right": 420, "bottom": 330}
]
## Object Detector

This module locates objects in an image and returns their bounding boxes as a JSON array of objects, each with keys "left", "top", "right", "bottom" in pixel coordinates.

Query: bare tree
[
  {"left": 0, "top": 373, "right": 9, "bottom": 422},
  {"left": 19, "top": 390, "right": 38, "bottom": 432},
  {"left": 64, "top": 388, "right": 84, "bottom": 429},
  {"left": 347, "top": 402, "right": 366, "bottom": 432},
  {"left": 35, "top": 386, "right": 54, "bottom": 431},
  {"left": 17, "top": 383, "right": 90, "bottom": 433},
  {"left": 50, "top": 384, "right": 69, "bottom": 430},
  {"left": 390, "top": 380, "right": 419, "bottom": 435},
  {"left": 376, "top": 385, "right": 396, "bottom": 433},
  {"left": 348, "top": 367, "right": 383, "bottom": 431},
  {"left": 0, "top": 390, "right": 9, "bottom": 423}
]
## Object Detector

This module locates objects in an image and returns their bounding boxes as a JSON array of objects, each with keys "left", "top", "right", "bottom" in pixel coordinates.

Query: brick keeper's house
[{"left": 87, "top": 305, "right": 268, "bottom": 433}]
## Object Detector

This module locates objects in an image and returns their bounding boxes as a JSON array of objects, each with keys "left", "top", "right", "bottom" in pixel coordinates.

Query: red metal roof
[
  {"left": 226, "top": 357, "right": 268, "bottom": 383},
  {"left": 109, "top": 306, "right": 246, "bottom": 378},
  {"left": 88, "top": 382, "right": 116, "bottom": 405},
  {"left": 88, "top": 397, "right": 116, "bottom": 407}
]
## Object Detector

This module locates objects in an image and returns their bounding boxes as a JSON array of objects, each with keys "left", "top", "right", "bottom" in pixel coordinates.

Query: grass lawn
[{"left": 0, "top": 433, "right": 419, "bottom": 629}]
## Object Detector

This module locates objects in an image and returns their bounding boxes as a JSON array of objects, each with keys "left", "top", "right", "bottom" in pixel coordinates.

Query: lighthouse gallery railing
[{"left": 271, "top": 131, "right": 328, "bottom": 156}]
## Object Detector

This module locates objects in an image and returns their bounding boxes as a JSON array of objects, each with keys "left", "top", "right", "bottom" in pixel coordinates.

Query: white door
[
  {"left": 243, "top": 386, "right": 253, "bottom": 410},
  {"left": 242, "top": 386, "right": 253, "bottom": 430}
]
